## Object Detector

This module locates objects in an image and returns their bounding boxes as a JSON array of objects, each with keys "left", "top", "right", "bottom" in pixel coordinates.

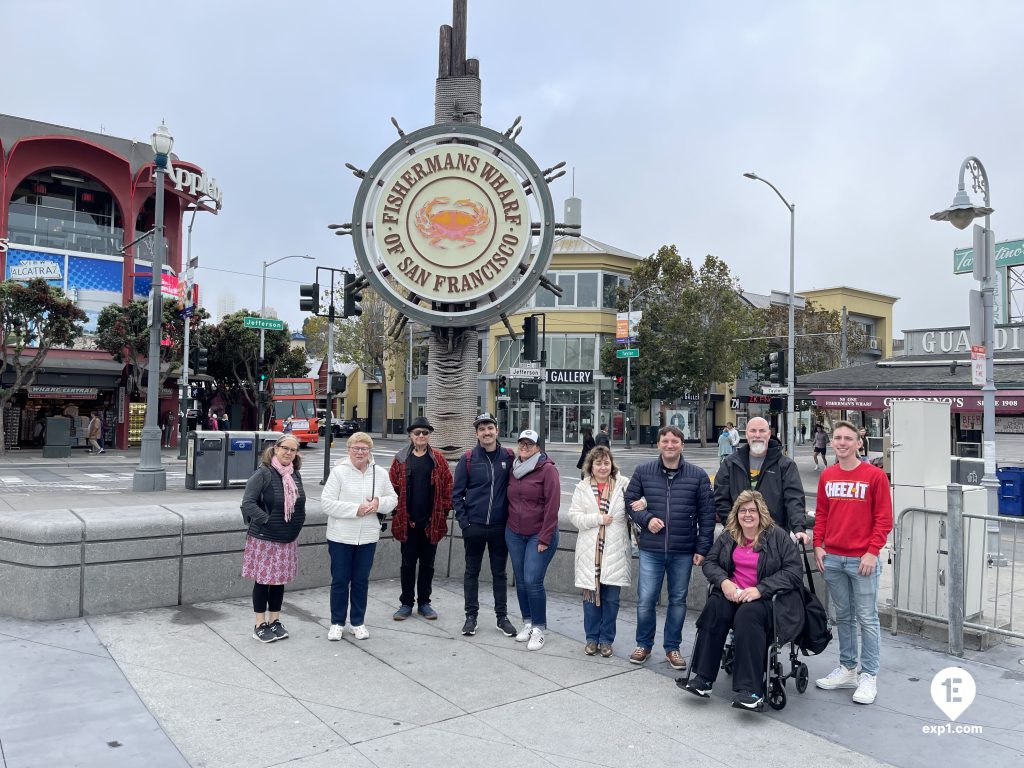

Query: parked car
[{"left": 318, "top": 417, "right": 360, "bottom": 438}]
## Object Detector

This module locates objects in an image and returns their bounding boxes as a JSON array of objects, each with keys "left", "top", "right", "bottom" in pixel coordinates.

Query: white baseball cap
[{"left": 518, "top": 429, "right": 540, "bottom": 444}]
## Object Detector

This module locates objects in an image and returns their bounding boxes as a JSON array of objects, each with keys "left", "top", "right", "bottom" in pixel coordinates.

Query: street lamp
[
  {"left": 133, "top": 121, "right": 173, "bottom": 492},
  {"left": 744, "top": 171, "right": 797, "bottom": 456},
  {"left": 177, "top": 194, "right": 217, "bottom": 460},
  {"left": 625, "top": 284, "right": 655, "bottom": 448},
  {"left": 931, "top": 156, "right": 997, "bottom": 520},
  {"left": 259, "top": 254, "right": 314, "bottom": 387}
]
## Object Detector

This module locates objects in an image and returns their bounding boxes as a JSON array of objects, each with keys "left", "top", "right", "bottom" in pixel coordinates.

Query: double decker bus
[{"left": 268, "top": 378, "right": 319, "bottom": 447}]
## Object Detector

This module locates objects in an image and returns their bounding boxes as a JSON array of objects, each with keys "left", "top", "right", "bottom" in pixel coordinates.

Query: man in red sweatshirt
[{"left": 813, "top": 420, "right": 892, "bottom": 705}]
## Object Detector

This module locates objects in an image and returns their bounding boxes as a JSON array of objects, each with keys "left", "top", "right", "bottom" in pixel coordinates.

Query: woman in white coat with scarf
[
  {"left": 321, "top": 432, "right": 397, "bottom": 641},
  {"left": 568, "top": 445, "right": 632, "bottom": 658}
]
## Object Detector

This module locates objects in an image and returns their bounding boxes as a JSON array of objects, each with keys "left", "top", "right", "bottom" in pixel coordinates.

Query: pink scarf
[{"left": 271, "top": 455, "right": 298, "bottom": 522}]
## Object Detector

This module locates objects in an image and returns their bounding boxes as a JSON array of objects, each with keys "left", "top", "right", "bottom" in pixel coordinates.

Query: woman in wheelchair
[{"left": 683, "top": 490, "right": 804, "bottom": 710}]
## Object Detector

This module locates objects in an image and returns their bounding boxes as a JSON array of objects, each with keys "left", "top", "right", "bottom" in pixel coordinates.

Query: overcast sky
[{"left": 5, "top": 0, "right": 1023, "bottom": 338}]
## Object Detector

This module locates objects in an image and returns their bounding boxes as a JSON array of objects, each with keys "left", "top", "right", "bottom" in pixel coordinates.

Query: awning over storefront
[{"left": 811, "top": 389, "right": 1024, "bottom": 413}]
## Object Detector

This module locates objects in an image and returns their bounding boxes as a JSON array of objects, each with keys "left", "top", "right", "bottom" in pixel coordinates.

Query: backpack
[
  {"left": 463, "top": 446, "right": 514, "bottom": 475},
  {"left": 797, "top": 549, "right": 833, "bottom": 656}
]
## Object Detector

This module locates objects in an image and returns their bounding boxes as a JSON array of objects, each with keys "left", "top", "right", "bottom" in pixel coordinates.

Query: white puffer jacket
[
  {"left": 321, "top": 457, "right": 398, "bottom": 545},
  {"left": 568, "top": 474, "right": 632, "bottom": 590}
]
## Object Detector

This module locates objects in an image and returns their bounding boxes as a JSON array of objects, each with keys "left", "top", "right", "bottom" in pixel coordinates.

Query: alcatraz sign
[{"left": 351, "top": 123, "right": 556, "bottom": 329}]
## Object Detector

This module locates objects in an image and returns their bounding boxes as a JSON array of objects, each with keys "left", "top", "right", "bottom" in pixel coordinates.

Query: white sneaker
[
  {"left": 526, "top": 627, "right": 545, "bottom": 651},
  {"left": 852, "top": 673, "right": 877, "bottom": 704},
  {"left": 327, "top": 624, "right": 344, "bottom": 641},
  {"left": 815, "top": 666, "right": 859, "bottom": 690},
  {"left": 351, "top": 624, "right": 370, "bottom": 640},
  {"left": 515, "top": 622, "right": 533, "bottom": 643}
]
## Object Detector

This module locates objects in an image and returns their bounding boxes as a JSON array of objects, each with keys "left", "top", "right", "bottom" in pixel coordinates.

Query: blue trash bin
[{"left": 996, "top": 466, "right": 1024, "bottom": 516}]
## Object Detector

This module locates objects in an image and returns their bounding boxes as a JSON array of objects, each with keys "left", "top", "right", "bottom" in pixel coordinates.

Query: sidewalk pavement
[{"left": 3, "top": 578, "right": 1022, "bottom": 768}]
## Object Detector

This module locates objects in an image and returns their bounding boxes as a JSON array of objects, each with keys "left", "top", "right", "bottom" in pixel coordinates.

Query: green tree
[
  {"left": 95, "top": 300, "right": 209, "bottom": 395},
  {"left": 334, "top": 286, "right": 407, "bottom": 438},
  {"left": 206, "top": 310, "right": 300, "bottom": 426},
  {"left": 759, "top": 300, "right": 867, "bottom": 375},
  {"left": 0, "top": 279, "right": 87, "bottom": 452},
  {"left": 619, "top": 247, "right": 756, "bottom": 447}
]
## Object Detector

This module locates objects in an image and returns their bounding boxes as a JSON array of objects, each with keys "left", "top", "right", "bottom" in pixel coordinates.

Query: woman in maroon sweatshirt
[{"left": 505, "top": 428, "right": 561, "bottom": 651}]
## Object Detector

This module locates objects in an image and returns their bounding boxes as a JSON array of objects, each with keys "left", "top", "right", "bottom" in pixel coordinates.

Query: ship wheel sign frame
[{"left": 350, "top": 123, "right": 556, "bottom": 328}]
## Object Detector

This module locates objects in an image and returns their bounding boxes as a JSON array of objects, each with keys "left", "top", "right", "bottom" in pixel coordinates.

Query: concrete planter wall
[{"left": 1, "top": 505, "right": 732, "bottom": 620}]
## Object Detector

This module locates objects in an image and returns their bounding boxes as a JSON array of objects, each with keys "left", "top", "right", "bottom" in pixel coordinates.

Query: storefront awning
[{"left": 810, "top": 389, "right": 1024, "bottom": 413}]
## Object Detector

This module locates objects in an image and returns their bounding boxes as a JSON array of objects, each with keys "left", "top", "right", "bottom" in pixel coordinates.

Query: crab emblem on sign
[{"left": 414, "top": 197, "right": 489, "bottom": 247}]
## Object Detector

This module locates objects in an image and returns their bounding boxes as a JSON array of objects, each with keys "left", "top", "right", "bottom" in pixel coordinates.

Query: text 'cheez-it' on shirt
[{"left": 814, "top": 461, "right": 893, "bottom": 558}]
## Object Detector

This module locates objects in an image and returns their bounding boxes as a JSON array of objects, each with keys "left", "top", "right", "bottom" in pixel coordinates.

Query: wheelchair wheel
[
  {"left": 721, "top": 645, "right": 734, "bottom": 675},
  {"left": 796, "top": 663, "right": 809, "bottom": 694},
  {"left": 767, "top": 678, "right": 787, "bottom": 710}
]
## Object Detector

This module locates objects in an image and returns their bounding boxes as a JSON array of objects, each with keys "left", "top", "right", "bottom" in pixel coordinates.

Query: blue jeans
[
  {"left": 823, "top": 553, "right": 881, "bottom": 676},
  {"left": 583, "top": 584, "right": 622, "bottom": 644},
  {"left": 505, "top": 529, "right": 559, "bottom": 628},
  {"left": 328, "top": 541, "right": 377, "bottom": 626},
  {"left": 636, "top": 550, "right": 694, "bottom": 653}
]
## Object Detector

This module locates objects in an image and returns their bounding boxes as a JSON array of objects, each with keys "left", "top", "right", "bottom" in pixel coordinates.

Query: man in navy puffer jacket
[
  {"left": 452, "top": 413, "right": 518, "bottom": 639},
  {"left": 625, "top": 425, "right": 715, "bottom": 670}
]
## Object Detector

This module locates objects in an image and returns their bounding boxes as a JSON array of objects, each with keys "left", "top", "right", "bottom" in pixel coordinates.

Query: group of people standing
[{"left": 238, "top": 412, "right": 892, "bottom": 712}]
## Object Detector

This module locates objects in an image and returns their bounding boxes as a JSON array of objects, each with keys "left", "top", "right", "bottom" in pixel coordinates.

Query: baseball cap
[
  {"left": 473, "top": 412, "right": 497, "bottom": 428},
  {"left": 517, "top": 429, "right": 540, "bottom": 444}
]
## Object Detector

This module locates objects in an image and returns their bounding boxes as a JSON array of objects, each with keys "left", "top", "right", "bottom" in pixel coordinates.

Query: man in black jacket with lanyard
[
  {"left": 714, "top": 417, "right": 809, "bottom": 543},
  {"left": 625, "top": 425, "right": 715, "bottom": 670}
]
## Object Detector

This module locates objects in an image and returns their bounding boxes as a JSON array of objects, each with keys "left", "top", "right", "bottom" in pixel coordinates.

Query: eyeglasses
[
  {"left": 276, "top": 446, "right": 298, "bottom": 454},
  {"left": 349, "top": 446, "right": 371, "bottom": 453},
  {"left": 411, "top": 430, "right": 430, "bottom": 436}
]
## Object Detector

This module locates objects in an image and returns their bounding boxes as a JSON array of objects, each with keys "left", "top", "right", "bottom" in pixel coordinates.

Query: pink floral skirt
[{"left": 241, "top": 536, "right": 298, "bottom": 585}]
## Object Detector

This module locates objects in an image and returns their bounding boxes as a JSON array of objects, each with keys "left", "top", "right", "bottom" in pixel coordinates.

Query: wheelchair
[{"left": 681, "top": 585, "right": 809, "bottom": 711}]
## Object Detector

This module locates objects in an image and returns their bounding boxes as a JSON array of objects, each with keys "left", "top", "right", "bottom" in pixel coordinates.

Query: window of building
[
  {"left": 8, "top": 170, "right": 124, "bottom": 255},
  {"left": 528, "top": 271, "right": 629, "bottom": 310},
  {"left": 535, "top": 275, "right": 558, "bottom": 307},
  {"left": 577, "top": 273, "right": 599, "bottom": 307},
  {"left": 602, "top": 273, "right": 630, "bottom": 309}
]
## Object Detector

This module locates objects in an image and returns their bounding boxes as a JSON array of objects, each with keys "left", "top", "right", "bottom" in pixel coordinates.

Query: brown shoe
[
  {"left": 584, "top": 641, "right": 598, "bottom": 656},
  {"left": 666, "top": 650, "right": 687, "bottom": 670},
  {"left": 629, "top": 647, "right": 651, "bottom": 664},
  {"left": 598, "top": 643, "right": 613, "bottom": 658}
]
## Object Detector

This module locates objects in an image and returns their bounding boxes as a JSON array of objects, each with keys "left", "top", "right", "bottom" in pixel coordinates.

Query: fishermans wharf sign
[
  {"left": 374, "top": 143, "right": 530, "bottom": 302},
  {"left": 351, "top": 123, "right": 556, "bottom": 328}
]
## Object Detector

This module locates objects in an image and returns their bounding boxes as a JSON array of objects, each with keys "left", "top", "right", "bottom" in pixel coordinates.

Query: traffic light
[
  {"left": 497, "top": 375, "right": 508, "bottom": 396},
  {"left": 518, "top": 381, "right": 540, "bottom": 402},
  {"left": 767, "top": 350, "right": 786, "bottom": 385},
  {"left": 189, "top": 346, "right": 209, "bottom": 375},
  {"left": 330, "top": 372, "right": 347, "bottom": 394},
  {"left": 343, "top": 272, "right": 363, "bottom": 318},
  {"left": 257, "top": 357, "right": 268, "bottom": 384},
  {"left": 522, "top": 315, "right": 539, "bottom": 361},
  {"left": 299, "top": 283, "right": 319, "bottom": 314},
  {"left": 613, "top": 374, "right": 624, "bottom": 397}
]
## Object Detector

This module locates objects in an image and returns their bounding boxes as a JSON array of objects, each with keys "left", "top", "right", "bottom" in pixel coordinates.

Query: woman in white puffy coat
[
  {"left": 568, "top": 445, "right": 633, "bottom": 658},
  {"left": 321, "top": 432, "right": 397, "bottom": 641}
]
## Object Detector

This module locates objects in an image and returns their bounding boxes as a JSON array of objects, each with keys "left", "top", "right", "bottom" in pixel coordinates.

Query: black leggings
[{"left": 252, "top": 583, "right": 285, "bottom": 613}]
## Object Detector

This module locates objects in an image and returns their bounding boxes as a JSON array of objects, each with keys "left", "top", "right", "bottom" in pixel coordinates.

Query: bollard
[{"left": 946, "top": 483, "right": 965, "bottom": 657}]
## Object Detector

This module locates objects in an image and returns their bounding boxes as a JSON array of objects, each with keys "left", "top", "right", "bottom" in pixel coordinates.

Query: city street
[{"left": 0, "top": 439, "right": 823, "bottom": 511}]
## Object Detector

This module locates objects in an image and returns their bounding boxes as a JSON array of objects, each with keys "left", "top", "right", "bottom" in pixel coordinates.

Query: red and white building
[{"left": 0, "top": 113, "right": 219, "bottom": 450}]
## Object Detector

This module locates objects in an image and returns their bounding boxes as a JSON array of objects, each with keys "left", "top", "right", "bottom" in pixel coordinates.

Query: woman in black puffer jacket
[
  {"left": 682, "top": 490, "right": 803, "bottom": 711},
  {"left": 240, "top": 434, "right": 306, "bottom": 643}
]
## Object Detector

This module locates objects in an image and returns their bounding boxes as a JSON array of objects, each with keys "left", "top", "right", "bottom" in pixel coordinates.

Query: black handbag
[{"left": 797, "top": 549, "right": 833, "bottom": 656}]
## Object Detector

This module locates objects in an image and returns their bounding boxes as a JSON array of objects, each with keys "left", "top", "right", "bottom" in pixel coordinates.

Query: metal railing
[{"left": 890, "top": 488, "right": 1022, "bottom": 656}]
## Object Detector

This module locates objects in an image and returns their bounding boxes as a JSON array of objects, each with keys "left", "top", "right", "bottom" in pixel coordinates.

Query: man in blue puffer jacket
[{"left": 625, "top": 425, "right": 715, "bottom": 670}]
